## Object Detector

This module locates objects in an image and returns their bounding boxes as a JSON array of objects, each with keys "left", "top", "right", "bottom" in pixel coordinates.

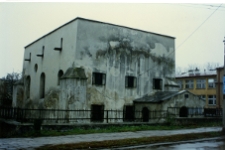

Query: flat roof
[
  {"left": 25, "top": 17, "right": 176, "bottom": 49},
  {"left": 176, "top": 70, "right": 216, "bottom": 79}
]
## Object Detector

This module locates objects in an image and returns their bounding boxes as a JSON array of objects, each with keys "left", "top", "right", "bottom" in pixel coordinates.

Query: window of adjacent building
[
  {"left": 185, "top": 80, "right": 193, "bottom": 89},
  {"left": 58, "top": 70, "right": 64, "bottom": 85},
  {"left": 208, "top": 95, "right": 216, "bottom": 105},
  {"left": 208, "top": 78, "right": 216, "bottom": 88},
  {"left": 125, "top": 76, "right": 137, "bottom": 88},
  {"left": 196, "top": 79, "right": 205, "bottom": 89},
  {"left": 177, "top": 80, "right": 183, "bottom": 89},
  {"left": 92, "top": 72, "right": 106, "bottom": 86},
  {"left": 153, "top": 78, "right": 162, "bottom": 90},
  {"left": 40, "top": 73, "right": 45, "bottom": 98}
]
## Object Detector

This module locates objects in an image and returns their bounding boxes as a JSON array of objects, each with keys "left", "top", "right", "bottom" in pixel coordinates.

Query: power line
[
  {"left": 139, "top": 3, "right": 223, "bottom": 77},
  {"left": 176, "top": 3, "right": 223, "bottom": 49},
  {"left": 187, "top": 3, "right": 225, "bottom": 8},
  {"left": 168, "top": 3, "right": 225, "bottom": 12}
]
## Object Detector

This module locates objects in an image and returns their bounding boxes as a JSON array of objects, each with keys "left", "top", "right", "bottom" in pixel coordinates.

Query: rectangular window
[
  {"left": 208, "top": 78, "right": 216, "bottom": 88},
  {"left": 177, "top": 80, "right": 183, "bottom": 89},
  {"left": 196, "top": 79, "right": 206, "bottom": 89},
  {"left": 153, "top": 78, "right": 162, "bottom": 90},
  {"left": 208, "top": 95, "right": 216, "bottom": 105},
  {"left": 125, "top": 76, "right": 137, "bottom": 88},
  {"left": 185, "top": 80, "right": 193, "bottom": 89},
  {"left": 92, "top": 72, "right": 106, "bottom": 86},
  {"left": 184, "top": 94, "right": 189, "bottom": 98}
]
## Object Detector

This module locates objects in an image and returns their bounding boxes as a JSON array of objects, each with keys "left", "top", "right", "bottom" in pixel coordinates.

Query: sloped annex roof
[
  {"left": 25, "top": 17, "right": 175, "bottom": 48},
  {"left": 133, "top": 90, "right": 201, "bottom": 103}
]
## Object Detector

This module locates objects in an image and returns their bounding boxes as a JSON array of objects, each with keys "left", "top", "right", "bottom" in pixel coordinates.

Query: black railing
[
  {"left": 0, "top": 107, "right": 167, "bottom": 123},
  {"left": 0, "top": 107, "right": 222, "bottom": 123},
  {"left": 168, "top": 107, "right": 222, "bottom": 117},
  {"left": 204, "top": 108, "right": 222, "bottom": 117}
]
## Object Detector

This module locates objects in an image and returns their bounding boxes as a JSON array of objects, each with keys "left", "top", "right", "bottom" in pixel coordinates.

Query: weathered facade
[
  {"left": 13, "top": 17, "right": 180, "bottom": 123},
  {"left": 134, "top": 90, "right": 205, "bottom": 123}
]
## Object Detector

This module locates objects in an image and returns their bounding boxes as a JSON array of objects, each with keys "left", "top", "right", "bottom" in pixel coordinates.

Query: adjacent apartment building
[{"left": 176, "top": 68, "right": 218, "bottom": 108}]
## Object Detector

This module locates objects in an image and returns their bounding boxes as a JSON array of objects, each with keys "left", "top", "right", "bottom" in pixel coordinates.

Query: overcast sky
[{"left": 0, "top": 2, "right": 225, "bottom": 77}]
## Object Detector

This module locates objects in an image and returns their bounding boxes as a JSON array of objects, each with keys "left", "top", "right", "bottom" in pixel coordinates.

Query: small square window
[
  {"left": 125, "top": 76, "right": 137, "bottom": 88},
  {"left": 208, "top": 95, "right": 216, "bottom": 105},
  {"left": 153, "top": 78, "right": 162, "bottom": 90},
  {"left": 184, "top": 94, "right": 189, "bottom": 98},
  {"left": 92, "top": 72, "right": 106, "bottom": 85}
]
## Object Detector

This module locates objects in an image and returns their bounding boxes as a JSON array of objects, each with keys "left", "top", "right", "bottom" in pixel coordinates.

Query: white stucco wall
[
  {"left": 22, "top": 20, "right": 78, "bottom": 107},
  {"left": 17, "top": 18, "right": 176, "bottom": 111}
]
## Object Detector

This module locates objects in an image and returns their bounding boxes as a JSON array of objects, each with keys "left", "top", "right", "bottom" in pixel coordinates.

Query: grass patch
[
  {"left": 37, "top": 131, "right": 223, "bottom": 150},
  {"left": 19, "top": 121, "right": 222, "bottom": 138}
]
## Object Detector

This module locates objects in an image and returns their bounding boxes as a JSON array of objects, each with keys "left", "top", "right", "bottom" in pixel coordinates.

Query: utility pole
[{"left": 223, "top": 37, "right": 225, "bottom": 133}]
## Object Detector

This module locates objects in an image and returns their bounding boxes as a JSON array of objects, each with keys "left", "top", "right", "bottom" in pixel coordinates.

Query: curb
[{"left": 111, "top": 136, "right": 225, "bottom": 150}]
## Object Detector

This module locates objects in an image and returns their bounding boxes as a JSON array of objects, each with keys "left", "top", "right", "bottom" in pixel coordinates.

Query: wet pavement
[
  {"left": 135, "top": 137, "right": 225, "bottom": 150},
  {"left": 0, "top": 127, "right": 222, "bottom": 150}
]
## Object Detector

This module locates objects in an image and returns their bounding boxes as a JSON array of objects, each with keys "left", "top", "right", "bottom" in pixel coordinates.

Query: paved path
[{"left": 0, "top": 127, "right": 222, "bottom": 150}]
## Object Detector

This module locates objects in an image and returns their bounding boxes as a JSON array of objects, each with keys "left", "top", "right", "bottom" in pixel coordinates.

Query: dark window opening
[
  {"left": 123, "top": 106, "right": 134, "bottom": 122},
  {"left": 184, "top": 94, "right": 189, "bottom": 98},
  {"left": 153, "top": 78, "right": 162, "bottom": 90},
  {"left": 92, "top": 72, "right": 106, "bottom": 85},
  {"left": 58, "top": 70, "right": 64, "bottom": 85},
  {"left": 179, "top": 106, "right": 188, "bottom": 117},
  {"left": 142, "top": 107, "right": 149, "bottom": 122},
  {"left": 40, "top": 73, "right": 45, "bottom": 98},
  {"left": 34, "top": 64, "right": 38, "bottom": 72},
  {"left": 91, "top": 105, "right": 104, "bottom": 122},
  {"left": 125, "top": 76, "right": 137, "bottom": 88}
]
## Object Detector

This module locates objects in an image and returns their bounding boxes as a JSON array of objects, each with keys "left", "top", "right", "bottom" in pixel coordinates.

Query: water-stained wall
[
  {"left": 15, "top": 18, "right": 176, "bottom": 120},
  {"left": 74, "top": 19, "right": 175, "bottom": 110}
]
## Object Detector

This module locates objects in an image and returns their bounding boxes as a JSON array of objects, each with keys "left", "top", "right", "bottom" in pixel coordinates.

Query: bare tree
[
  {"left": 0, "top": 72, "right": 21, "bottom": 107},
  {"left": 176, "top": 67, "right": 183, "bottom": 75},
  {"left": 204, "top": 62, "right": 220, "bottom": 71}
]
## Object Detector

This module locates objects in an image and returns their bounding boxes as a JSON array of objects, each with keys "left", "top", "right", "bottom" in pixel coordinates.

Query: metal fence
[
  {"left": 0, "top": 107, "right": 222, "bottom": 123},
  {"left": 168, "top": 107, "right": 222, "bottom": 117},
  {"left": 0, "top": 107, "right": 167, "bottom": 123}
]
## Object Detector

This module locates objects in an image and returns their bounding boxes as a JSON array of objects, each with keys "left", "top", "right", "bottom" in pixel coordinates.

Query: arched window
[
  {"left": 25, "top": 76, "right": 31, "bottom": 99},
  {"left": 58, "top": 70, "right": 64, "bottom": 85},
  {"left": 142, "top": 107, "right": 149, "bottom": 122},
  {"left": 40, "top": 73, "right": 45, "bottom": 98}
]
